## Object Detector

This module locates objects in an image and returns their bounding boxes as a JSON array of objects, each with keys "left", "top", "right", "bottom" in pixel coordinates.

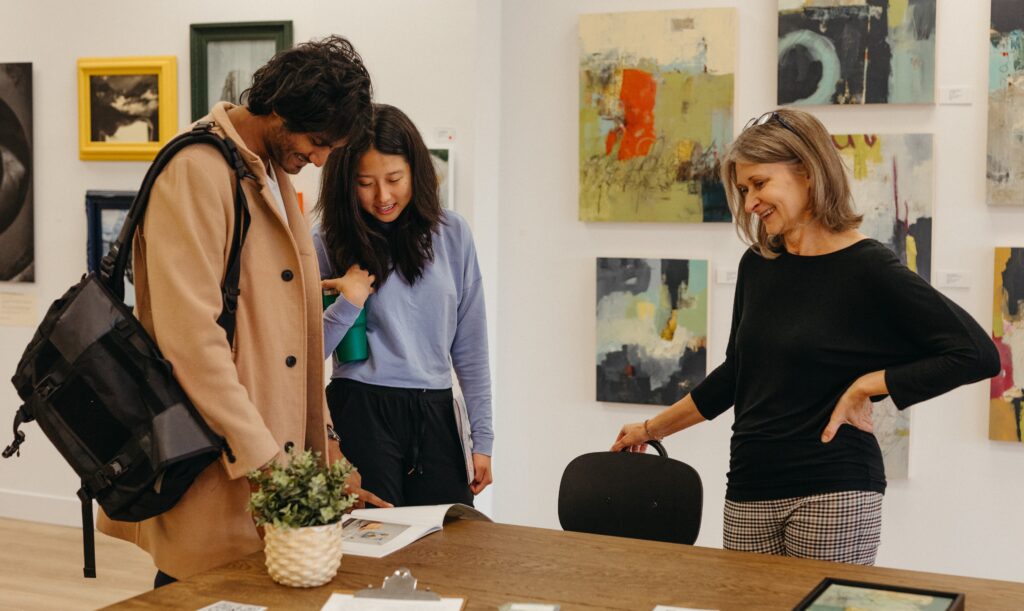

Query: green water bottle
[{"left": 322, "top": 289, "right": 369, "bottom": 362}]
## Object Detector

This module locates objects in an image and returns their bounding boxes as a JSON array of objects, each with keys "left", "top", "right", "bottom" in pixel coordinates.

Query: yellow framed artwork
[{"left": 77, "top": 56, "right": 177, "bottom": 161}]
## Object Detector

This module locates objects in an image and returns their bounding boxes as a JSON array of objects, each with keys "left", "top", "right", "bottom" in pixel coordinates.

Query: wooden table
[{"left": 103, "top": 520, "right": 1024, "bottom": 610}]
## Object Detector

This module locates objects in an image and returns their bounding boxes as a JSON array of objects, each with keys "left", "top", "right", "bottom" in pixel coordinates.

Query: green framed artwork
[{"left": 189, "top": 21, "right": 293, "bottom": 120}]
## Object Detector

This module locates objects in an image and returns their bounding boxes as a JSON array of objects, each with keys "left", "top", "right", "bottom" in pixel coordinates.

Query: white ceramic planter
[{"left": 263, "top": 521, "right": 344, "bottom": 587}]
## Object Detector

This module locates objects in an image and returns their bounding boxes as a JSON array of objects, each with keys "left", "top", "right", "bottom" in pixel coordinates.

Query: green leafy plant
[{"left": 247, "top": 447, "right": 358, "bottom": 529}]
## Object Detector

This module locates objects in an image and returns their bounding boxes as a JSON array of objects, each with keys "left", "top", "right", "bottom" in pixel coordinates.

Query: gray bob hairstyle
[{"left": 721, "top": 108, "right": 861, "bottom": 258}]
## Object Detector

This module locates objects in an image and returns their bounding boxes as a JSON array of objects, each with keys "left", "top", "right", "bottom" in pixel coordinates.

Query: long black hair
[{"left": 316, "top": 104, "right": 442, "bottom": 286}]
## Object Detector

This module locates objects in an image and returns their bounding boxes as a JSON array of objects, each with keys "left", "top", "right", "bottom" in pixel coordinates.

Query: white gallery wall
[
  {"left": 0, "top": 0, "right": 1021, "bottom": 587},
  {"left": 0, "top": 0, "right": 500, "bottom": 521},
  {"left": 495, "top": 0, "right": 1023, "bottom": 583}
]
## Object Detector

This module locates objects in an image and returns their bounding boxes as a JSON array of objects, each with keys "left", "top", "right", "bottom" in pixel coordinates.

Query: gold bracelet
[{"left": 643, "top": 419, "right": 655, "bottom": 440}]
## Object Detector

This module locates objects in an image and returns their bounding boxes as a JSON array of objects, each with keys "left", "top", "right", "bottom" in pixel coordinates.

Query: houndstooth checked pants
[{"left": 723, "top": 490, "right": 883, "bottom": 565}]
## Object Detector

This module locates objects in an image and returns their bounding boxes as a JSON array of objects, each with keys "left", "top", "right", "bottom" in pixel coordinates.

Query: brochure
[
  {"left": 340, "top": 503, "right": 490, "bottom": 558},
  {"left": 320, "top": 593, "right": 464, "bottom": 611}
]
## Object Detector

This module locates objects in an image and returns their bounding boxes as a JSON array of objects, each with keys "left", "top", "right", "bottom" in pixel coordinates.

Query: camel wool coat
[{"left": 97, "top": 103, "right": 333, "bottom": 579}]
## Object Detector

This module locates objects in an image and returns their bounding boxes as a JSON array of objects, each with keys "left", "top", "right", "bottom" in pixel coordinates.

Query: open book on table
[{"left": 340, "top": 503, "right": 490, "bottom": 558}]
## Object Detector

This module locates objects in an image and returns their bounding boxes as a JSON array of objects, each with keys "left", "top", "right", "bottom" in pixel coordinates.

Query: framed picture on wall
[
  {"left": 77, "top": 56, "right": 177, "bottom": 161},
  {"left": 794, "top": 577, "right": 964, "bottom": 611},
  {"left": 0, "top": 62, "right": 34, "bottom": 282},
  {"left": 86, "top": 190, "right": 136, "bottom": 306},
  {"left": 190, "top": 21, "right": 293, "bottom": 121},
  {"left": 428, "top": 147, "right": 454, "bottom": 210}
]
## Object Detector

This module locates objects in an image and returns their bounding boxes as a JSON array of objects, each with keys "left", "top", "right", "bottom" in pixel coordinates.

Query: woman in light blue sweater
[{"left": 313, "top": 104, "right": 493, "bottom": 507}]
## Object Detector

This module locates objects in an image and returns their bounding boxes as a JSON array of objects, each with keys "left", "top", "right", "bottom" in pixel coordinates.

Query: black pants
[
  {"left": 327, "top": 378, "right": 473, "bottom": 507},
  {"left": 154, "top": 570, "right": 176, "bottom": 588}
]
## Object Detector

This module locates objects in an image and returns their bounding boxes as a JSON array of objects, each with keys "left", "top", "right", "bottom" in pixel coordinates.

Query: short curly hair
[{"left": 242, "top": 35, "right": 373, "bottom": 144}]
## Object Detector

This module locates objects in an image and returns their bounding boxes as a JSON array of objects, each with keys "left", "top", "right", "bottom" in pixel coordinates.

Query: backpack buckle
[
  {"left": 2, "top": 430, "right": 25, "bottom": 459},
  {"left": 35, "top": 374, "right": 61, "bottom": 400},
  {"left": 3, "top": 404, "right": 32, "bottom": 458},
  {"left": 99, "top": 247, "right": 118, "bottom": 281}
]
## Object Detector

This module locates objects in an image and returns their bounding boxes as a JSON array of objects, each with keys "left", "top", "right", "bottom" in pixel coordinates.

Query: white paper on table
[
  {"left": 320, "top": 593, "right": 464, "bottom": 610},
  {"left": 195, "top": 601, "right": 267, "bottom": 611}
]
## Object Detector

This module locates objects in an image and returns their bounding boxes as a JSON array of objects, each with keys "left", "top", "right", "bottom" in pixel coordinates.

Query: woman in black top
[{"left": 612, "top": 109, "right": 999, "bottom": 565}]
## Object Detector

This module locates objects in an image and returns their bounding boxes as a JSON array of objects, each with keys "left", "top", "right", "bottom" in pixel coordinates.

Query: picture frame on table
[
  {"left": 190, "top": 21, "right": 293, "bottom": 121},
  {"left": 793, "top": 577, "right": 964, "bottom": 611},
  {"left": 85, "top": 190, "right": 136, "bottom": 306},
  {"left": 77, "top": 56, "right": 177, "bottom": 161}
]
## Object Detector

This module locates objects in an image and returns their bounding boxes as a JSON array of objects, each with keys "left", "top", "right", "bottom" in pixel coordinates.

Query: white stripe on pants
[{"left": 723, "top": 490, "right": 883, "bottom": 565}]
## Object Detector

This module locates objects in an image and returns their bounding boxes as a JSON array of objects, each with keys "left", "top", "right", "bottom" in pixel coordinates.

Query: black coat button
[
  {"left": 285, "top": 355, "right": 297, "bottom": 367},
  {"left": 281, "top": 270, "right": 294, "bottom": 281},
  {"left": 284, "top": 441, "right": 295, "bottom": 453}
]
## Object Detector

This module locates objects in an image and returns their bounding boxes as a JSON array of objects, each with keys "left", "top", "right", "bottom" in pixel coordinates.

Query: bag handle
[{"left": 99, "top": 122, "right": 255, "bottom": 345}]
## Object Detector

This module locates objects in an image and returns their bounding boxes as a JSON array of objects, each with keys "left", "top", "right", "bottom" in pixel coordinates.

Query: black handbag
[
  {"left": 558, "top": 441, "right": 703, "bottom": 545},
  {"left": 3, "top": 122, "right": 255, "bottom": 577}
]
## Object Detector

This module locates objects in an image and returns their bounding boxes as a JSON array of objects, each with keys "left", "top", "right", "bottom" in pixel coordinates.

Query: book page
[{"left": 349, "top": 503, "right": 490, "bottom": 530}]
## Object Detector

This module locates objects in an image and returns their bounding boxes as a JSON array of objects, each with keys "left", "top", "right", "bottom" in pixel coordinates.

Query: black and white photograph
[
  {"left": 207, "top": 39, "right": 276, "bottom": 107},
  {"left": 190, "top": 21, "right": 293, "bottom": 120},
  {"left": 89, "top": 74, "right": 159, "bottom": 143},
  {"left": 0, "top": 62, "right": 33, "bottom": 282}
]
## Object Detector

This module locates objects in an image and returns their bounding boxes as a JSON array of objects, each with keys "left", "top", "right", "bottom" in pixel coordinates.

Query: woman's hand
[
  {"left": 322, "top": 264, "right": 375, "bottom": 308},
  {"left": 610, "top": 422, "right": 650, "bottom": 453},
  {"left": 343, "top": 467, "right": 392, "bottom": 509},
  {"left": 822, "top": 381, "right": 875, "bottom": 443},
  {"left": 327, "top": 439, "right": 392, "bottom": 508},
  {"left": 469, "top": 453, "right": 492, "bottom": 494}
]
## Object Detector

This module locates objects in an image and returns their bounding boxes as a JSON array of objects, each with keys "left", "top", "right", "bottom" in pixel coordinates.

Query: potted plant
[{"left": 247, "top": 447, "right": 357, "bottom": 587}]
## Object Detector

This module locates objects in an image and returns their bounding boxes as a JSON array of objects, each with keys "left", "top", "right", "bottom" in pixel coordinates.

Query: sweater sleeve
[
  {"left": 313, "top": 229, "right": 362, "bottom": 360},
  {"left": 871, "top": 248, "right": 1000, "bottom": 408},
  {"left": 448, "top": 215, "right": 494, "bottom": 456},
  {"left": 689, "top": 250, "right": 750, "bottom": 420}
]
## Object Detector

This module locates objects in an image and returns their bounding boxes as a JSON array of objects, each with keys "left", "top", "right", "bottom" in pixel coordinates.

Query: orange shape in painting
[{"left": 605, "top": 68, "right": 656, "bottom": 160}]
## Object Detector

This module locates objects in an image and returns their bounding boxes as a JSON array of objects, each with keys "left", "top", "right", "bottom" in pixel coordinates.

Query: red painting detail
[
  {"left": 991, "top": 334, "right": 1015, "bottom": 399},
  {"left": 605, "top": 69, "right": 657, "bottom": 160}
]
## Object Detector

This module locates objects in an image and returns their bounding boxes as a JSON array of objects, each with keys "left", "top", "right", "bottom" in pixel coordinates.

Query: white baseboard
[{"left": 0, "top": 488, "right": 84, "bottom": 527}]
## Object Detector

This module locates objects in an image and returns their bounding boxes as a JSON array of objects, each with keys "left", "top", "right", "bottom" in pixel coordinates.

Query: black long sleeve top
[{"left": 691, "top": 239, "right": 1000, "bottom": 502}]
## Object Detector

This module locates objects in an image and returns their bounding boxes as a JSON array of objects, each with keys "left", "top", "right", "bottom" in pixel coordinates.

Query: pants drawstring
[{"left": 405, "top": 390, "right": 429, "bottom": 476}]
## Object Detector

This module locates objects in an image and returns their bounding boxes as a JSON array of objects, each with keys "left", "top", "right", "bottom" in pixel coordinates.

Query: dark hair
[
  {"left": 316, "top": 104, "right": 442, "bottom": 286},
  {"left": 242, "top": 35, "right": 373, "bottom": 144}
]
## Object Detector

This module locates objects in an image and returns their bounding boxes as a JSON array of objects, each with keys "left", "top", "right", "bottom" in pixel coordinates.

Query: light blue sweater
[{"left": 313, "top": 210, "right": 493, "bottom": 456}]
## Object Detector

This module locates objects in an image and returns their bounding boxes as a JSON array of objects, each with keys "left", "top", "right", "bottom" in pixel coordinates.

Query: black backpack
[{"left": 3, "top": 122, "right": 255, "bottom": 577}]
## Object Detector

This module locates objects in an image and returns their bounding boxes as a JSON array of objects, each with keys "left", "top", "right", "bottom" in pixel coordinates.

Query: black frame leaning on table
[
  {"left": 793, "top": 576, "right": 965, "bottom": 611},
  {"left": 189, "top": 21, "right": 293, "bottom": 121}
]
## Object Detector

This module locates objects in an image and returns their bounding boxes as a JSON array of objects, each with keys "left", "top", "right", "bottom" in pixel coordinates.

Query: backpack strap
[
  {"left": 77, "top": 485, "right": 96, "bottom": 578},
  {"left": 99, "top": 122, "right": 256, "bottom": 345}
]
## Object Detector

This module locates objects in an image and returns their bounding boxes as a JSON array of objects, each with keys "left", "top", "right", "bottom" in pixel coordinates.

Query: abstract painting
[
  {"left": 778, "top": 0, "right": 936, "bottom": 105},
  {"left": 987, "top": 1, "right": 1024, "bottom": 206},
  {"left": 0, "top": 63, "right": 33, "bottom": 282},
  {"left": 833, "top": 133, "right": 933, "bottom": 282},
  {"left": 428, "top": 147, "right": 454, "bottom": 210},
  {"left": 78, "top": 56, "right": 177, "bottom": 161},
  {"left": 597, "top": 258, "right": 708, "bottom": 405},
  {"left": 991, "top": 247, "right": 1024, "bottom": 443},
  {"left": 579, "top": 9, "right": 735, "bottom": 222},
  {"left": 872, "top": 397, "right": 909, "bottom": 479},
  {"left": 832, "top": 133, "right": 931, "bottom": 477},
  {"left": 190, "top": 22, "right": 293, "bottom": 121}
]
